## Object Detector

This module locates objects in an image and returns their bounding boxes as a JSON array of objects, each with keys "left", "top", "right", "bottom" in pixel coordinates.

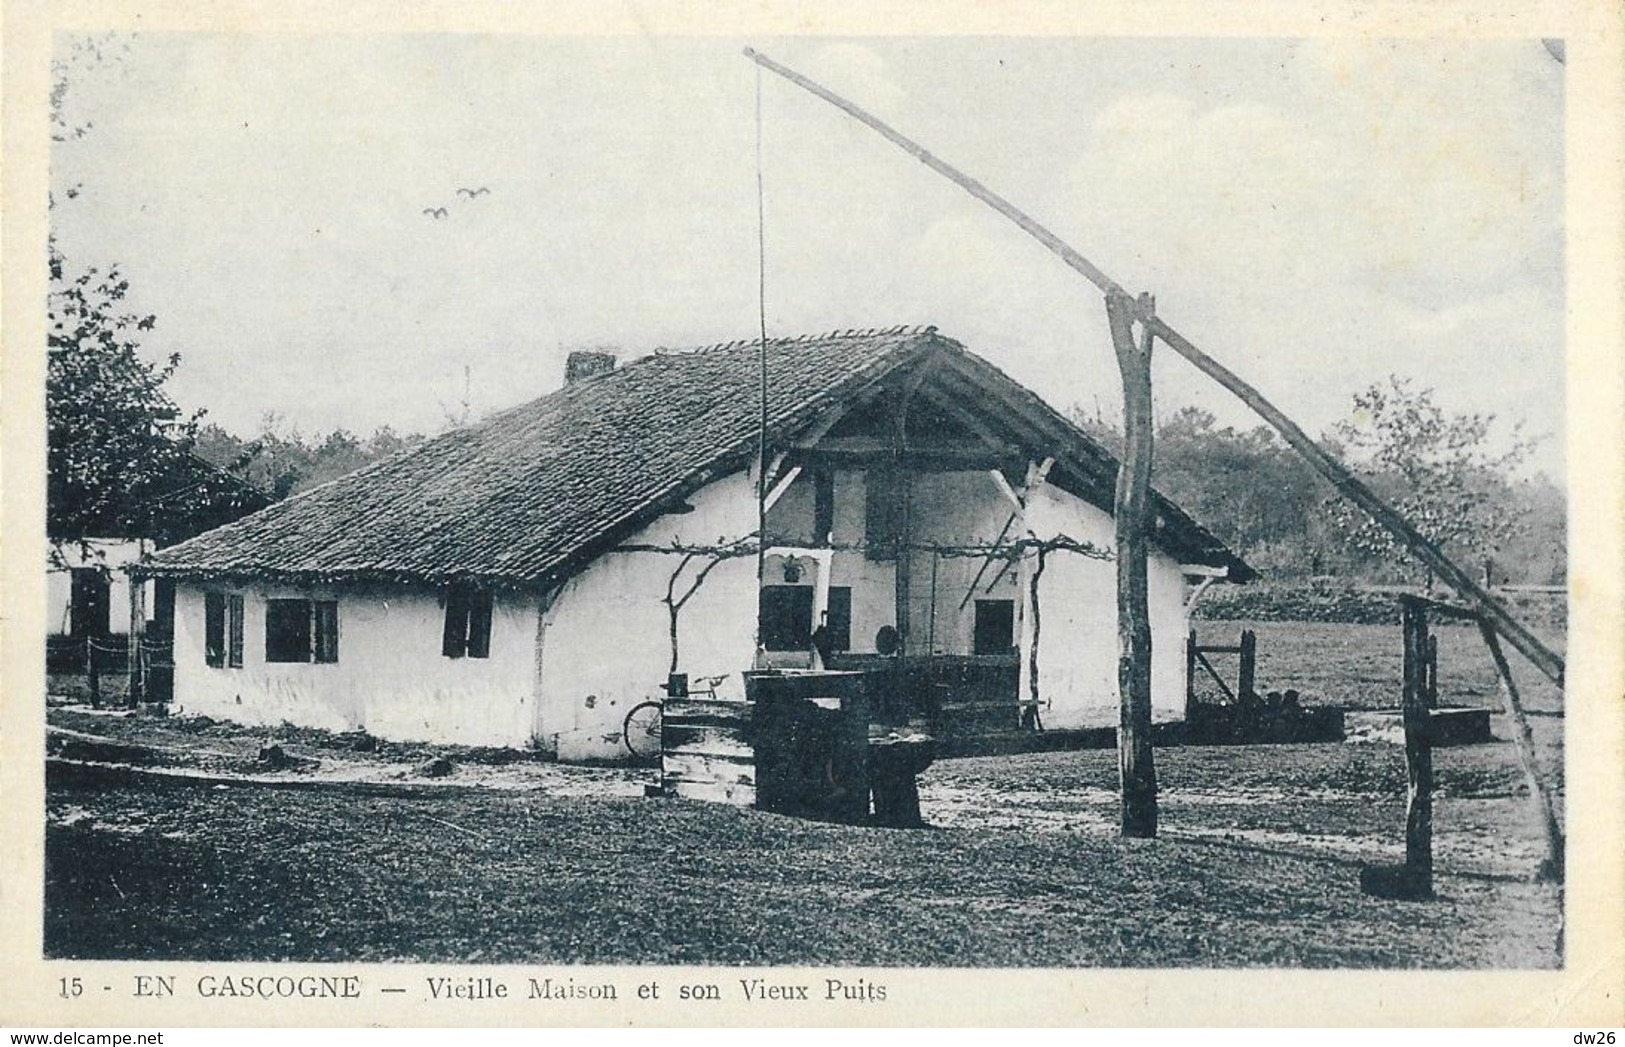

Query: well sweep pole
[{"left": 742, "top": 46, "right": 1564, "bottom": 688}]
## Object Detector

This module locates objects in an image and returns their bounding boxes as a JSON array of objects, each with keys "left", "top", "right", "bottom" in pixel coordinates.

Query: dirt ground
[{"left": 44, "top": 620, "right": 1565, "bottom": 968}]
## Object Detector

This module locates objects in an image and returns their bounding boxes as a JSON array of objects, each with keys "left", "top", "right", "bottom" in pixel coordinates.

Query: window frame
[{"left": 264, "top": 597, "right": 338, "bottom": 664}]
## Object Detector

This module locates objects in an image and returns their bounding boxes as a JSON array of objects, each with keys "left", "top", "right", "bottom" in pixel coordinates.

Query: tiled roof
[{"left": 138, "top": 327, "right": 1251, "bottom": 586}]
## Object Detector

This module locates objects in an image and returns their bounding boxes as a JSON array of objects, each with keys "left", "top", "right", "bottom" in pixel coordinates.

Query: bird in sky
[
  {"left": 423, "top": 207, "right": 448, "bottom": 219},
  {"left": 456, "top": 187, "right": 490, "bottom": 199}
]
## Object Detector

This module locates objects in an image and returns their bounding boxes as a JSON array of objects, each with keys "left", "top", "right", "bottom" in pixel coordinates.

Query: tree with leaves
[
  {"left": 1325, "top": 376, "right": 1537, "bottom": 587},
  {"left": 47, "top": 246, "right": 204, "bottom": 546}
]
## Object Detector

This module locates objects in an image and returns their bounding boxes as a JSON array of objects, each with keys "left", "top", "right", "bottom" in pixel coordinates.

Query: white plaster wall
[
  {"left": 1019, "top": 485, "right": 1189, "bottom": 728},
  {"left": 535, "top": 470, "right": 761, "bottom": 761},
  {"left": 906, "top": 471, "right": 1024, "bottom": 655},
  {"left": 171, "top": 582, "right": 539, "bottom": 747},
  {"left": 46, "top": 539, "right": 147, "bottom": 635}
]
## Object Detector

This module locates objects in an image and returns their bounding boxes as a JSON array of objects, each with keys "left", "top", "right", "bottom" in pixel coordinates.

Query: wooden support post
[
  {"left": 1185, "top": 628, "right": 1197, "bottom": 720},
  {"left": 85, "top": 633, "right": 100, "bottom": 706},
  {"left": 926, "top": 551, "right": 939, "bottom": 657},
  {"left": 1106, "top": 291, "right": 1157, "bottom": 838},
  {"left": 1477, "top": 618, "right": 1565, "bottom": 883},
  {"left": 1425, "top": 633, "right": 1439, "bottom": 709},
  {"left": 893, "top": 405, "right": 912, "bottom": 662},
  {"left": 1400, "top": 596, "right": 1434, "bottom": 897},
  {"left": 127, "top": 570, "right": 146, "bottom": 707},
  {"left": 810, "top": 548, "right": 834, "bottom": 670},
  {"left": 1238, "top": 629, "right": 1257, "bottom": 700}
]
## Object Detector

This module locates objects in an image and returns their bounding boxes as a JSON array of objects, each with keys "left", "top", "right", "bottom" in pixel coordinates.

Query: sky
[{"left": 49, "top": 33, "right": 1566, "bottom": 477}]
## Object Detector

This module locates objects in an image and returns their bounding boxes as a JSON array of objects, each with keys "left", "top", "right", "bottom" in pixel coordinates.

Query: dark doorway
[
  {"left": 760, "top": 586, "right": 815, "bottom": 651},
  {"left": 973, "top": 599, "right": 1016, "bottom": 657},
  {"left": 69, "top": 568, "right": 111, "bottom": 638}
]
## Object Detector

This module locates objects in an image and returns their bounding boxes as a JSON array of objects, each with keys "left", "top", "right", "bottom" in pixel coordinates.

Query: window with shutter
[{"left": 442, "top": 586, "right": 493, "bottom": 659}]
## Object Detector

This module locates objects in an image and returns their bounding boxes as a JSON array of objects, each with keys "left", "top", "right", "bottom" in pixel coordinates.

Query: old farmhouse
[{"left": 133, "top": 328, "right": 1251, "bottom": 761}]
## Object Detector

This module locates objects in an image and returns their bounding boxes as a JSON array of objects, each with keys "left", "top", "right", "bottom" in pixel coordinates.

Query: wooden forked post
[
  {"left": 1105, "top": 291, "right": 1157, "bottom": 838},
  {"left": 1400, "top": 598, "right": 1435, "bottom": 896},
  {"left": 1360, "top": 595, "right": 1435, "bottom": 900}
]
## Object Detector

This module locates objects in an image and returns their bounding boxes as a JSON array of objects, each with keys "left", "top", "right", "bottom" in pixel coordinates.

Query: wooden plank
[
  {"left": 664, "top": 698, "right": 752, "bottom": 722},
  {"left": 661, "top": 723, "right": 755, "bottom": 759},
  {"left": 1194, "top": 651, "right": 1235, "bottom": 703},
  {"left": 762, "top": 465, "right": 803, "bottom": 512},
  {"left": 661, "top": 752, "right": 756, "bottom": 787},
  {"left": 1401, "top": 597, "right": 1434, "bottom": 896},
  {"left": 745, "top": 45, "right": 1564, "bottom": 688},
  {"left": 1107, "top": 291, "right": 1157, "bottom": 839},
  {"left": 1477, "top": 618, "right": 1565, "bottom": 883}
]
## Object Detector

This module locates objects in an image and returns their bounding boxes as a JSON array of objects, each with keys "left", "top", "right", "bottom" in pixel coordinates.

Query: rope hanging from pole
[{"left": 754, "top": 62, "right": 770, "bottom": 593}]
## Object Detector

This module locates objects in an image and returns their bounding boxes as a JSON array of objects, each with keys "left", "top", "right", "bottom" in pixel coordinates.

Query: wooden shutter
[
  {"left": 826, "top": 586, "right": 853, "bottom": 652},
  {"left": 227, "top": 595, "right": 245, "bottom": 668},
  {"left": 442, "top": 588, "right": 469, "bottom": 658},
  {"left": 466, "top": 590, "right": 492, "bottom": 659},
  {"left": 312, "top": 601, "right": 339, "bottom": 663}
]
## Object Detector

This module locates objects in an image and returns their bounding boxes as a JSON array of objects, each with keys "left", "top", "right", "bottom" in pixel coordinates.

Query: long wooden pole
[
  {"left": 743, "top": 47, "right": 1565, "bottom": 688},
  {"left": 1477, "top": 618, "right": 1565, "bottom": 883},
  {"left": 1107, "top": 292, "right": 1157, "bottom": 838}
]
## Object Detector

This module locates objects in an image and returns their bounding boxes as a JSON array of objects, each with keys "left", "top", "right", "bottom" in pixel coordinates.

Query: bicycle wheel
[{"left": 622, "top": 700, "right": 663, "bottom": 763}]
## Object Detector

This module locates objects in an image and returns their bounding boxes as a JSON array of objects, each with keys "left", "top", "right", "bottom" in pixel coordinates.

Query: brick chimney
[{"left": 565, "top": 349, "right": 616, "bottom": 385}]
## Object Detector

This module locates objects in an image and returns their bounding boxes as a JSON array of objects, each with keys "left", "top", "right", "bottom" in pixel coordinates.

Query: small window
[
  {"left": 265, "top": 598, "right": 337, "bottom": 663},
  {"left": 442, "top": 587, "right": 493, "bottom": 659},
  {"left": 864, "top": 466, "right": 900, "bottom": 560},
  {"left": 760, "top": 585, "right": 815, "bottom": 652},
  {"left": 974, "top": 599, "right": 1016, "bottom": 656}
]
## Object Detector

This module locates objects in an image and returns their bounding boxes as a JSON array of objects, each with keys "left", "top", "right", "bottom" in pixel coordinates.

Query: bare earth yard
[{"left": 44, "top": 621, "right": 1564, "bottom": 968}]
